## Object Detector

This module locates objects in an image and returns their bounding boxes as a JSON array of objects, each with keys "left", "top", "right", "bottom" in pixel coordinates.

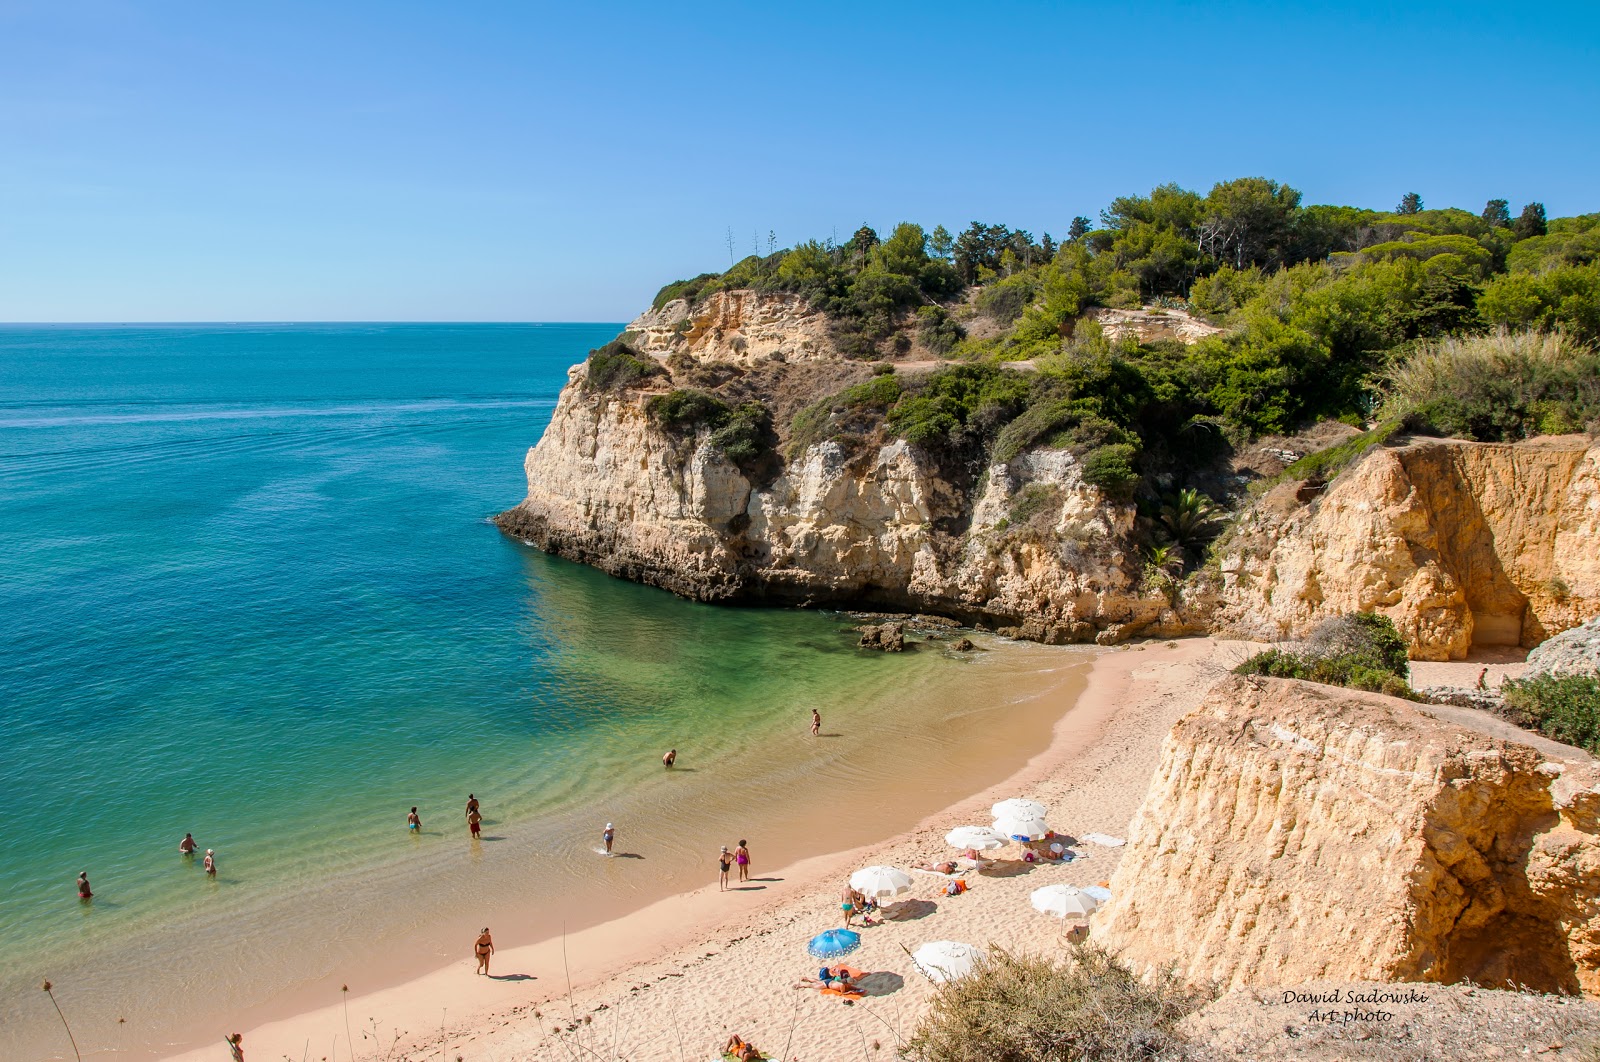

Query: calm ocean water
[{"left": 0, "top": 324, "right": 1082, "bottom": 1060}]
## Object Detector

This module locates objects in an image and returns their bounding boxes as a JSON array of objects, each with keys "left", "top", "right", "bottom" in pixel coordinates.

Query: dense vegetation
[
  {"left": 1501, "top": 674, "right": 1600, "bottom": 753},
  {"left": 905, "top": 946, "right": 1198, "bottom": 1062},
  {"left": 626, "top": 183, "right": 1598, "bottom": 566},
  {"left": 1235, "top": 613, "right": 1415, "bottom": 698}
]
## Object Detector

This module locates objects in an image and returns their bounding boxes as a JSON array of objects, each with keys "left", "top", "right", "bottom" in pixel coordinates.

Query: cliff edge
[{"left": 1093, "top": 675, "right": 1600, "bottom": 993}]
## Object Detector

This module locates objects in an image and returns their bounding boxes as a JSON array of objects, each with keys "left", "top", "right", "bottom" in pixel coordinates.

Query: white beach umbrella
[
  {"left": 1082, "top": 885, "right": 1112, "bottom": 904},
  {"left": 1030, "top": 883, "right": 1099, "bottom": 920},
  {"left": 911, "top": 940, "right": 982, "bottom": 983},
  {"left": 850, "top": 865, "right": 915, "bottom": 900},
  {"left": 944, "top": 826, "right": 1007, "bottom": 852},
  {"left": 993, "top": 816, "right": 1052, "bottom": 841},
  {"left": 991, "top": 798, "right": 1047, "bottom": 821}
]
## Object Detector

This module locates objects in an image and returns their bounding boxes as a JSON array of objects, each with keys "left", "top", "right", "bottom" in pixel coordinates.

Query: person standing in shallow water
[
  {"left": 603, "top": 823, "right": 615, "bottom": 854},
  {"left": 204, "top": 849, "right": 217, "bottom": 877},
  {"left": 179, "top": 833, "right": 197, "bottom": 855},
  {"left": 734, "top": 840, "right": 751, "bottom": 882},
  {"left": 811, "top": 709, "right": 821, "bottom": 736},
  {"left": 468, "top": 807, "right": 482, "bottom": 839},
  {"left": 662, "top": 748, "right": 676, "bottom": 769},
  {"left": 77, "top": 871, "right": 92, "bottom": 900},
  {"left": 465, "top": 793, "right": 479, "bottom": 820},
  {"left": 473, "top": 927, "right": 494, "bottom": 975},
  {"left": 407, "top": 807, "right": 421, "bottom": 832}
]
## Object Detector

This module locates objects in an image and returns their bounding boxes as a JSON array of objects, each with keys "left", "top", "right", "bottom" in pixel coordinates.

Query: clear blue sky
[{"left": 2, "top": 0, "right": 1596, "bottom": 322}]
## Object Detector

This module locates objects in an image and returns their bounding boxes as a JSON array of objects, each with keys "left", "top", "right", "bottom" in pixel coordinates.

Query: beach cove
[{"left": 0, "top": 325, "right": 1093, "bottom": 1061}]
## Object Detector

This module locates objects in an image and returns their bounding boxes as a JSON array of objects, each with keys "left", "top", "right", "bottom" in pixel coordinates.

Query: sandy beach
[{"left": 161, "top": 636, "right": 1243, "bottom": 1062}]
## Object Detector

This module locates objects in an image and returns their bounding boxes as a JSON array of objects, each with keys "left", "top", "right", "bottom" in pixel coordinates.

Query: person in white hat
[
  {"left": 203, "top": 849, "right": 217, "bottom": 877},
  {"left": 603, "top": 823, "right": 615, "bottom": 854}
]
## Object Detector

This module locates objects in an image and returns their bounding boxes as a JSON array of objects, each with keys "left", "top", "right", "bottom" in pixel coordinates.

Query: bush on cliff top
[
  {"left": 1501, "top": 674, "right": 1600, "bottom": 753},
  {"left": 1235, "top": 613, "right": 1415, "bottom": 698},
  {"left": 904, "top": 945, "right": 1198, "bottom": 1062},
  {"left": 585, "top": 340, "right": 663, "bottom": 392}
]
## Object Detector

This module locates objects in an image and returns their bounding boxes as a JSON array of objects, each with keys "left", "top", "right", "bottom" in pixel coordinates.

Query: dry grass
[{"left": 903, "top": 945, "right": 1203, "bottom": 1062}]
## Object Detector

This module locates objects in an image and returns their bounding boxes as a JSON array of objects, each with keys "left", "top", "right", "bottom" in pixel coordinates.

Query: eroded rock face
[
  {"left": 1093, "top": 675, "right": 1600, "bottom": 993},
  {"left": 1214, "top": 436, "right": 1600, "bottom": 659},
  {"left": 494, "top": 293, "right": 1199, "bottom": 640}
]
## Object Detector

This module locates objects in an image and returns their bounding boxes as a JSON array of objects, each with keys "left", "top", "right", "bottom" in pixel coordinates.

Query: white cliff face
[
  {"left": 628, "top": 292, "right": 837, "bottom": 366},
  {"left": 496, "top": 302, "right": 1192, "bottom": 640}
]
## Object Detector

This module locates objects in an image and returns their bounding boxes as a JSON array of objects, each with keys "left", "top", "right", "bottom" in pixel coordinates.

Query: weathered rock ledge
[{"left": 1093, "top": 675, "right": 1600, "bottom": 993}]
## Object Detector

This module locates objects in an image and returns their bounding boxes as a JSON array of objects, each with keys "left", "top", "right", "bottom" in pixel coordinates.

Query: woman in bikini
[
  {"left": 407, "top": 807, "right": 421, "bottom": 832},
  {"left": 734, "top": 840, "right": 751, "bottom": 882},
  {"left": 204, "top": 849, "right": 217, "bottom": 877},
  {"left": 474, "top": 927, "right": 494, "bottom": 975},
  {"left": 718, "top": 846, "right": 732, "bottom": 891},
  {"left": 840, "top": 884, "right": 858, "bottom": 927}
]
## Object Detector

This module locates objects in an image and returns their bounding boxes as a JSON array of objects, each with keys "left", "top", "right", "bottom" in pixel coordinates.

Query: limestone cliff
[
  {"left": 1213, "top": 435, "right": 1600, "bottom": 660},
  {"left": 495, "top": 291, "right": 1195, "bottom": 642},
  {"left": 1093, "top": 675, "right": 1600, "bottom": 993}
]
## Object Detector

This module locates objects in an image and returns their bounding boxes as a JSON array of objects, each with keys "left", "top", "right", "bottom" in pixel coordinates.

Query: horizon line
[{"left": 0, "top": 320, "right": 631, "bottom": 327}]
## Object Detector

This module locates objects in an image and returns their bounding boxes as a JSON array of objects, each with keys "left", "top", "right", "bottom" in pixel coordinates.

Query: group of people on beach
[
  {"left": 717, "top": 840, "right": 752, "bottom": 890},
  {"left": 72, "top": 832, "right": 217, "bottom": 901}
]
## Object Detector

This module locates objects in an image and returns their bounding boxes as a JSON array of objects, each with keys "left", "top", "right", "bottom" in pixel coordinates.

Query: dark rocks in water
[
  {"left": 952, "top": 637, "right": 976, "bottom": 652},
  {"left": 858, "top": 622, "right": 906, "bottom": 652},
  {"left": 913, "top": 614, "right": 961, "bottom": 629}
]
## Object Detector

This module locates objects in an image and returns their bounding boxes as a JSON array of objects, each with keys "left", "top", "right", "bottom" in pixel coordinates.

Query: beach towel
[{"left": 1083, "top": 833, "right": 1125, "bottom": 847}]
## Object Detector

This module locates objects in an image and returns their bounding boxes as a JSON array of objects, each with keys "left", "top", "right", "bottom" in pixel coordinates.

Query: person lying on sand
[
  {"left": 920, "top": 860, "right": 959, "bottom": 874},
  {"left": 723, "top": 1034, "right": 761, "bottom": 1061}
]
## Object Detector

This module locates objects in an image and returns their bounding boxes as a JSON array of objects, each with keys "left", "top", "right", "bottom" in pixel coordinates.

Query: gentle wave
[{"left": 0, "top": 395, "right": 558, "bottom": 430}]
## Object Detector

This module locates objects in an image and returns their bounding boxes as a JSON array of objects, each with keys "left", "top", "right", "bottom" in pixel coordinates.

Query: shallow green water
[{"left": 0, "top": 324, "right": 1077, "bottom": 1060}]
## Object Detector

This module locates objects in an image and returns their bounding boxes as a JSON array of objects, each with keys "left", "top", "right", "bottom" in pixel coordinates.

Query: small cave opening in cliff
[{"left": 1419, "top": 805, "right": 1582, "bottom": 994}]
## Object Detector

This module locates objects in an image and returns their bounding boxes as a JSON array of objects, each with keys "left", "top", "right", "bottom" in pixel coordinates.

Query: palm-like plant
[{"left": 1157, "top": 488, "right": 1219, "bottom": 550}]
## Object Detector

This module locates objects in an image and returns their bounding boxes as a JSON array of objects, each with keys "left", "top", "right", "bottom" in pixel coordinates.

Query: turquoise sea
[{"left": 0, "top": 324, "right": 1085, "bottom": 1061}]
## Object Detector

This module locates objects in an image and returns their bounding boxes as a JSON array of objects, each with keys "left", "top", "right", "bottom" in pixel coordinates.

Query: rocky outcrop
[
  {"left": 1093, "top": 675, "right": 1600, "bottom": 993},
  {"left": 1214, "top": 435, "right": 1600, "bottom": 659},
  {"left": 496, "top": 291, "right": 1200, "bottom": 642},
  {"left": 1527, "top": 617, "right": 1600, "bottom": 679},
  {"left": 1083, "top": 306, "right": 1224, "bottom": 345}
]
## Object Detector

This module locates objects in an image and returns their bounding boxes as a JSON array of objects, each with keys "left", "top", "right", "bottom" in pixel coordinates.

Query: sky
[{"left": 1, "top": 1, "right": 1596, "bottom": 322}]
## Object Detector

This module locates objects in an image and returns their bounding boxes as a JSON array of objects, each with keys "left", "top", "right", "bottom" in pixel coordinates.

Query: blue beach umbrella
[{"left": 807, "top": 929, "right": 862, "bottom": 959}]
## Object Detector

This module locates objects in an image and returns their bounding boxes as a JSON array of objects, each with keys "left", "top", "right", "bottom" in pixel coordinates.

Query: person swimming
[
  {"left": 407, "top": 807, "right": 421, "bottom": 831},
  {"left": 179, "top": 833, "right": 197, "bottom": 855}
]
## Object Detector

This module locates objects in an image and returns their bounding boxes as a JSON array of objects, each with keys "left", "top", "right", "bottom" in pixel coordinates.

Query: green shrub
[
  {"left": 977, "top": 273, "right": 1039, "bottom": 323},
  {"left": 1008, "top": 484, "right": 1061, "bottom": 525},
  {"left": 1376, "top": 328, "right": 1600, "bottom": 441},
  {"left": 888, "top": 395, "right": 963, "bottom": 447},
  {"left": 645, "top": 388, "right": 728, "bottom": 432},
  {"left": 917, "top": 304, "right": 965, "bottom": 355},
  {"left": 1278, "top": 419, "right": 1403, "bottom": 485},
  {"left": 584, "top": 340, "right": 663, "bottom": 392},
  {"left": 904, "top": 945, "right": 1198, "bottom": 1062},
  {"left": 1501, "top": 674, "right": 1600, "bottom": 752},
  {"left": 707, "top": 402, "right": 771, "bottom": 464},
  {"left": 1081, "top": 443, "right": 1140, "bottom": 497},
  {"left": 1235, "top": 612, "right": 1415, "bottom": 697},
  {"left": 786, "top": 374, "right": 903, "bottom": 456}
]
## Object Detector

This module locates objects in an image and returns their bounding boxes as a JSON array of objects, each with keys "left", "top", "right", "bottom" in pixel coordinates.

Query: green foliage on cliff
[
  {"left": 1501, "top": 674, "right": 1600, "bottom": 753},
  {"left": 584, "top": 339, "right": 663, "bottom": 391},
  {"left": 645, "top": 389, "right": 773, "bottom": 468},
  {"left": 1235, "top": 613, "right": 1415, "bottom": 698}
]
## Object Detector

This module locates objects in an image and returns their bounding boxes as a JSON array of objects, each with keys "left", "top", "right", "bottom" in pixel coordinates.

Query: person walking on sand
[
  {"left": 603, "top": 823, "right": 615, "bottom": 854},
  {"left": 226, "top": 1032, "right": 245, "bottom": 1062},
  {"left": 468, "top": 807, "right": 482, "bottom": 839},
  {"left": 734, "top": 840, "right": 751, "bottom": 883},
  {"left": 1477, "top": 667, "right": 1489, "bottom": 690},
  {"left": 840, "top": 884, "right": 858, "bottom": 927},
  {"left": 718, "top": 846, "right": 732, "bottom": 891},
  {"left": 77, "top": 871, "right": 92, "bottom": 900},
  {"left": 811, "top": 709, "right": 821, "bottom": 736},
  {"left": 179, "top": 833, "right": 197, "bottom": 855},
  {"left": 473, "top": 927, "right": 495, "bottom": 975},
  {"left": 663, "top": 748, "right": 677, "bottom": 769},
  {"left": 407, "top": 807, "right": 421, "bottom": 832},
  {"left": 204, "top": 849, "right": 217, "bottom": 877}
]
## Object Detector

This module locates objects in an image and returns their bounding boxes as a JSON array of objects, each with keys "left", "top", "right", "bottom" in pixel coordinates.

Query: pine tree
[
  {"left": 1396, "top": 192, "right": 1423, "bottom": 215},
  {"left": 1481, "top": 199, "right": 1512, "bottom": 228},
  {"left": 1514, "top": 202, "right": 1547, "bottom": 240}
]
